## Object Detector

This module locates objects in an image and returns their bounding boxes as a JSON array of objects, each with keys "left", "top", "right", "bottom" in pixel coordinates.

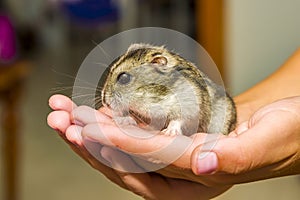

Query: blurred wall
[
  {"left": 225, "top": 0, "right": 300, "bottom": 95},
  {"left": 5, "top": 0, "right": 45, "bottom": 24}
]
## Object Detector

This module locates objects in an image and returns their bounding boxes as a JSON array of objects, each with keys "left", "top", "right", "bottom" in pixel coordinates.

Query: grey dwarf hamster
[{"left": 100, "top": 43, "right": 236, "bottom": 136}]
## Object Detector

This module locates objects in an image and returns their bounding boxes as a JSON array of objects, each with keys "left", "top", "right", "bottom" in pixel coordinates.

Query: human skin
[{"left": 47, "top": 48, "right": 300, "bottom": 199}]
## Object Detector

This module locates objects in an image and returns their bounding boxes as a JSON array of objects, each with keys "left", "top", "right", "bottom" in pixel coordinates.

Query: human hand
[
  {"left": 47, "top": 94, "right": 300, "bottom": 199},
  {"left": 47, "top": 94, "right": 232, "bottom": 200},
  {"left": 69, "top": 94, "right": 300, "bottom": 181}
]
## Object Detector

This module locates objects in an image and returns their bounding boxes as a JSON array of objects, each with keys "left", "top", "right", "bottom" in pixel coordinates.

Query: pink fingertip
[
  {"left": 48, "top": 94, "right": 76, "bottom": 111},
  {"left": 47, "top": 111, "right": 70, "bottom": 133},
  {"left": 66, "top": 125, "right": 83, "bottom": 146}
]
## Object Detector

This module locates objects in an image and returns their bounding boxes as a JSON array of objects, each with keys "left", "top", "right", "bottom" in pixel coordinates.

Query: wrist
[{"left": 233, "top": 48, "right": 300, "bottom": 123}]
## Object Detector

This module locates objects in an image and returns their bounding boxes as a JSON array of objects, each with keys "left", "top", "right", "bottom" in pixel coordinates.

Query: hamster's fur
[{"left": 100, "top": 43, "right": 236, "bottom": 136}]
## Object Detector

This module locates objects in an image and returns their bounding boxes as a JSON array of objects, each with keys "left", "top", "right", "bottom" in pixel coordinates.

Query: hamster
[{"left": 100, "top": 43, "right": 236, "bottom": 136}]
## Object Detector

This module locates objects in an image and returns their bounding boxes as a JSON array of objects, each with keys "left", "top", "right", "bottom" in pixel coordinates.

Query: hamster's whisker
[
  {"left": 70, "top": 94, "right": 103, "bottom": 108},
  {"left": 72, "top": 86, "right": 103, "bottom": 92},
  {"left": 71, "top": 93, "right": 97, "bottom": 99},
  {"left": 51, "top": 85, "right": 102, "bottom": 95},
  {"left": 52, "top": 69, "right": 98, "bottom": 88},
  {"left": 73, "top": 80, "right": 99, "bottom": 88},
  {"left": 92, "top": 40, "right": 112, "bottom": 62},
  {"left": 51, "top": 69, "right": 77, "bottom": 81},
  {"left": 50, "top": 86, "right": 74, "bottom": 93},
  {"left": 92, "top": 62, "right": 109, "bottom": 67}
]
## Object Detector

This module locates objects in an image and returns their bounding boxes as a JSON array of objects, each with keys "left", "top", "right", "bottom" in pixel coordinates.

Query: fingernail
[{"left": 196, "top": 152, "right": 218, "bottom": 174}]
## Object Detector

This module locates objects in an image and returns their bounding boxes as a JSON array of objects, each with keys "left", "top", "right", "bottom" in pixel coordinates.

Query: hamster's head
[{"left": 101, "top": 43, "right": 183, "bottom": 119}]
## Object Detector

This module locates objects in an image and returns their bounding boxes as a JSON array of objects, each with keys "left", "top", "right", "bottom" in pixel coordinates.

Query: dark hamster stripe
[
  {"left": 174, "top": 64, "right": 208, "bottom": 92},
  {"left": 109, "top": 48, "right": 150, "bottom": 74},
  {"left": 122, "top": 48, "right": 149, "bottom": 62}
]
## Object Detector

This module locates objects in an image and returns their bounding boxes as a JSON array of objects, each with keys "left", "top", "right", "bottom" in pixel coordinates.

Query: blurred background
[{"left": 0, "top": 0, "right": 300, "bottom": 200}]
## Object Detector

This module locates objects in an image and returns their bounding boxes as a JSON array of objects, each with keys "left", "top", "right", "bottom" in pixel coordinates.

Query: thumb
[
  {"left": 191, "top": 118, "right": 286, "bottom": 177},
  {"left": 191, "top": 136, "right": 247, "bottom": 176}
]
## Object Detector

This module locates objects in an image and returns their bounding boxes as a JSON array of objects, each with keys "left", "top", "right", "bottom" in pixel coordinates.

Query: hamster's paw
[
  {"left": 113, "top": 116, "right": 137, "bottom": 126},
  {"left": 161, "top": 120, "right": 183, "bottom": 136}
]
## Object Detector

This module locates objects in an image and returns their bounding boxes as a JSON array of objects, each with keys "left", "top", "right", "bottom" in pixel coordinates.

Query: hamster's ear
[{"left": 151, "top": 56, "right": 168, "bottom": 66}]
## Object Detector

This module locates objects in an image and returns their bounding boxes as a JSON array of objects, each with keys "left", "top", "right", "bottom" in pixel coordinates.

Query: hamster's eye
[{"left": 117, "top": 72, "right": 132, "bottom": 85}]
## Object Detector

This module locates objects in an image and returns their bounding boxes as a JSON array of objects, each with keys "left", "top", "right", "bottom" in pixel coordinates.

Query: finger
[
  {"left": 71, "top": 105, "right": 113, "bottom": 125},
  {"left": 82, "top": 120, "right": 237, "bottom": 175},
  {"left": 82, "top": 122, "right": 165, "bottom": 150},
  {"left": 47, "top": 110, "right": 71, "bottom": 133},
  {"left": 81, "top": 122, "right": 211, "bottom": 169},
  {"left": 100, "top": 146, "right": 166, "bottom": 199},
  {"left": 57, "top": 132, "right": 129, "bottom": 190},
  {"left": 83, "top": 122, "right": 208, "bottom": 184},
  {"left": 82, "top": 122, "right": 190, "bottom": 153},
  {"left": 49, "top": 94, "right": 77, "bottom": 112},
  {"left": 100, "top": 146, "right": 145, "bottom": 173},
  {"left": 103, "top": 146, "right": 233, "bottom": 200},
  {"left": 65, "top": 125, "right": 84, "bottom": 146}
]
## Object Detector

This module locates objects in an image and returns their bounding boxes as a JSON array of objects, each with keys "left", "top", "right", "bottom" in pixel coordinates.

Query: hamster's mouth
[
  {"left": 129, "top": 110, "right": 151, "bottom": 125},
  {"left": 128, "top": 109, "right": 168, "bottom": 131}
]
